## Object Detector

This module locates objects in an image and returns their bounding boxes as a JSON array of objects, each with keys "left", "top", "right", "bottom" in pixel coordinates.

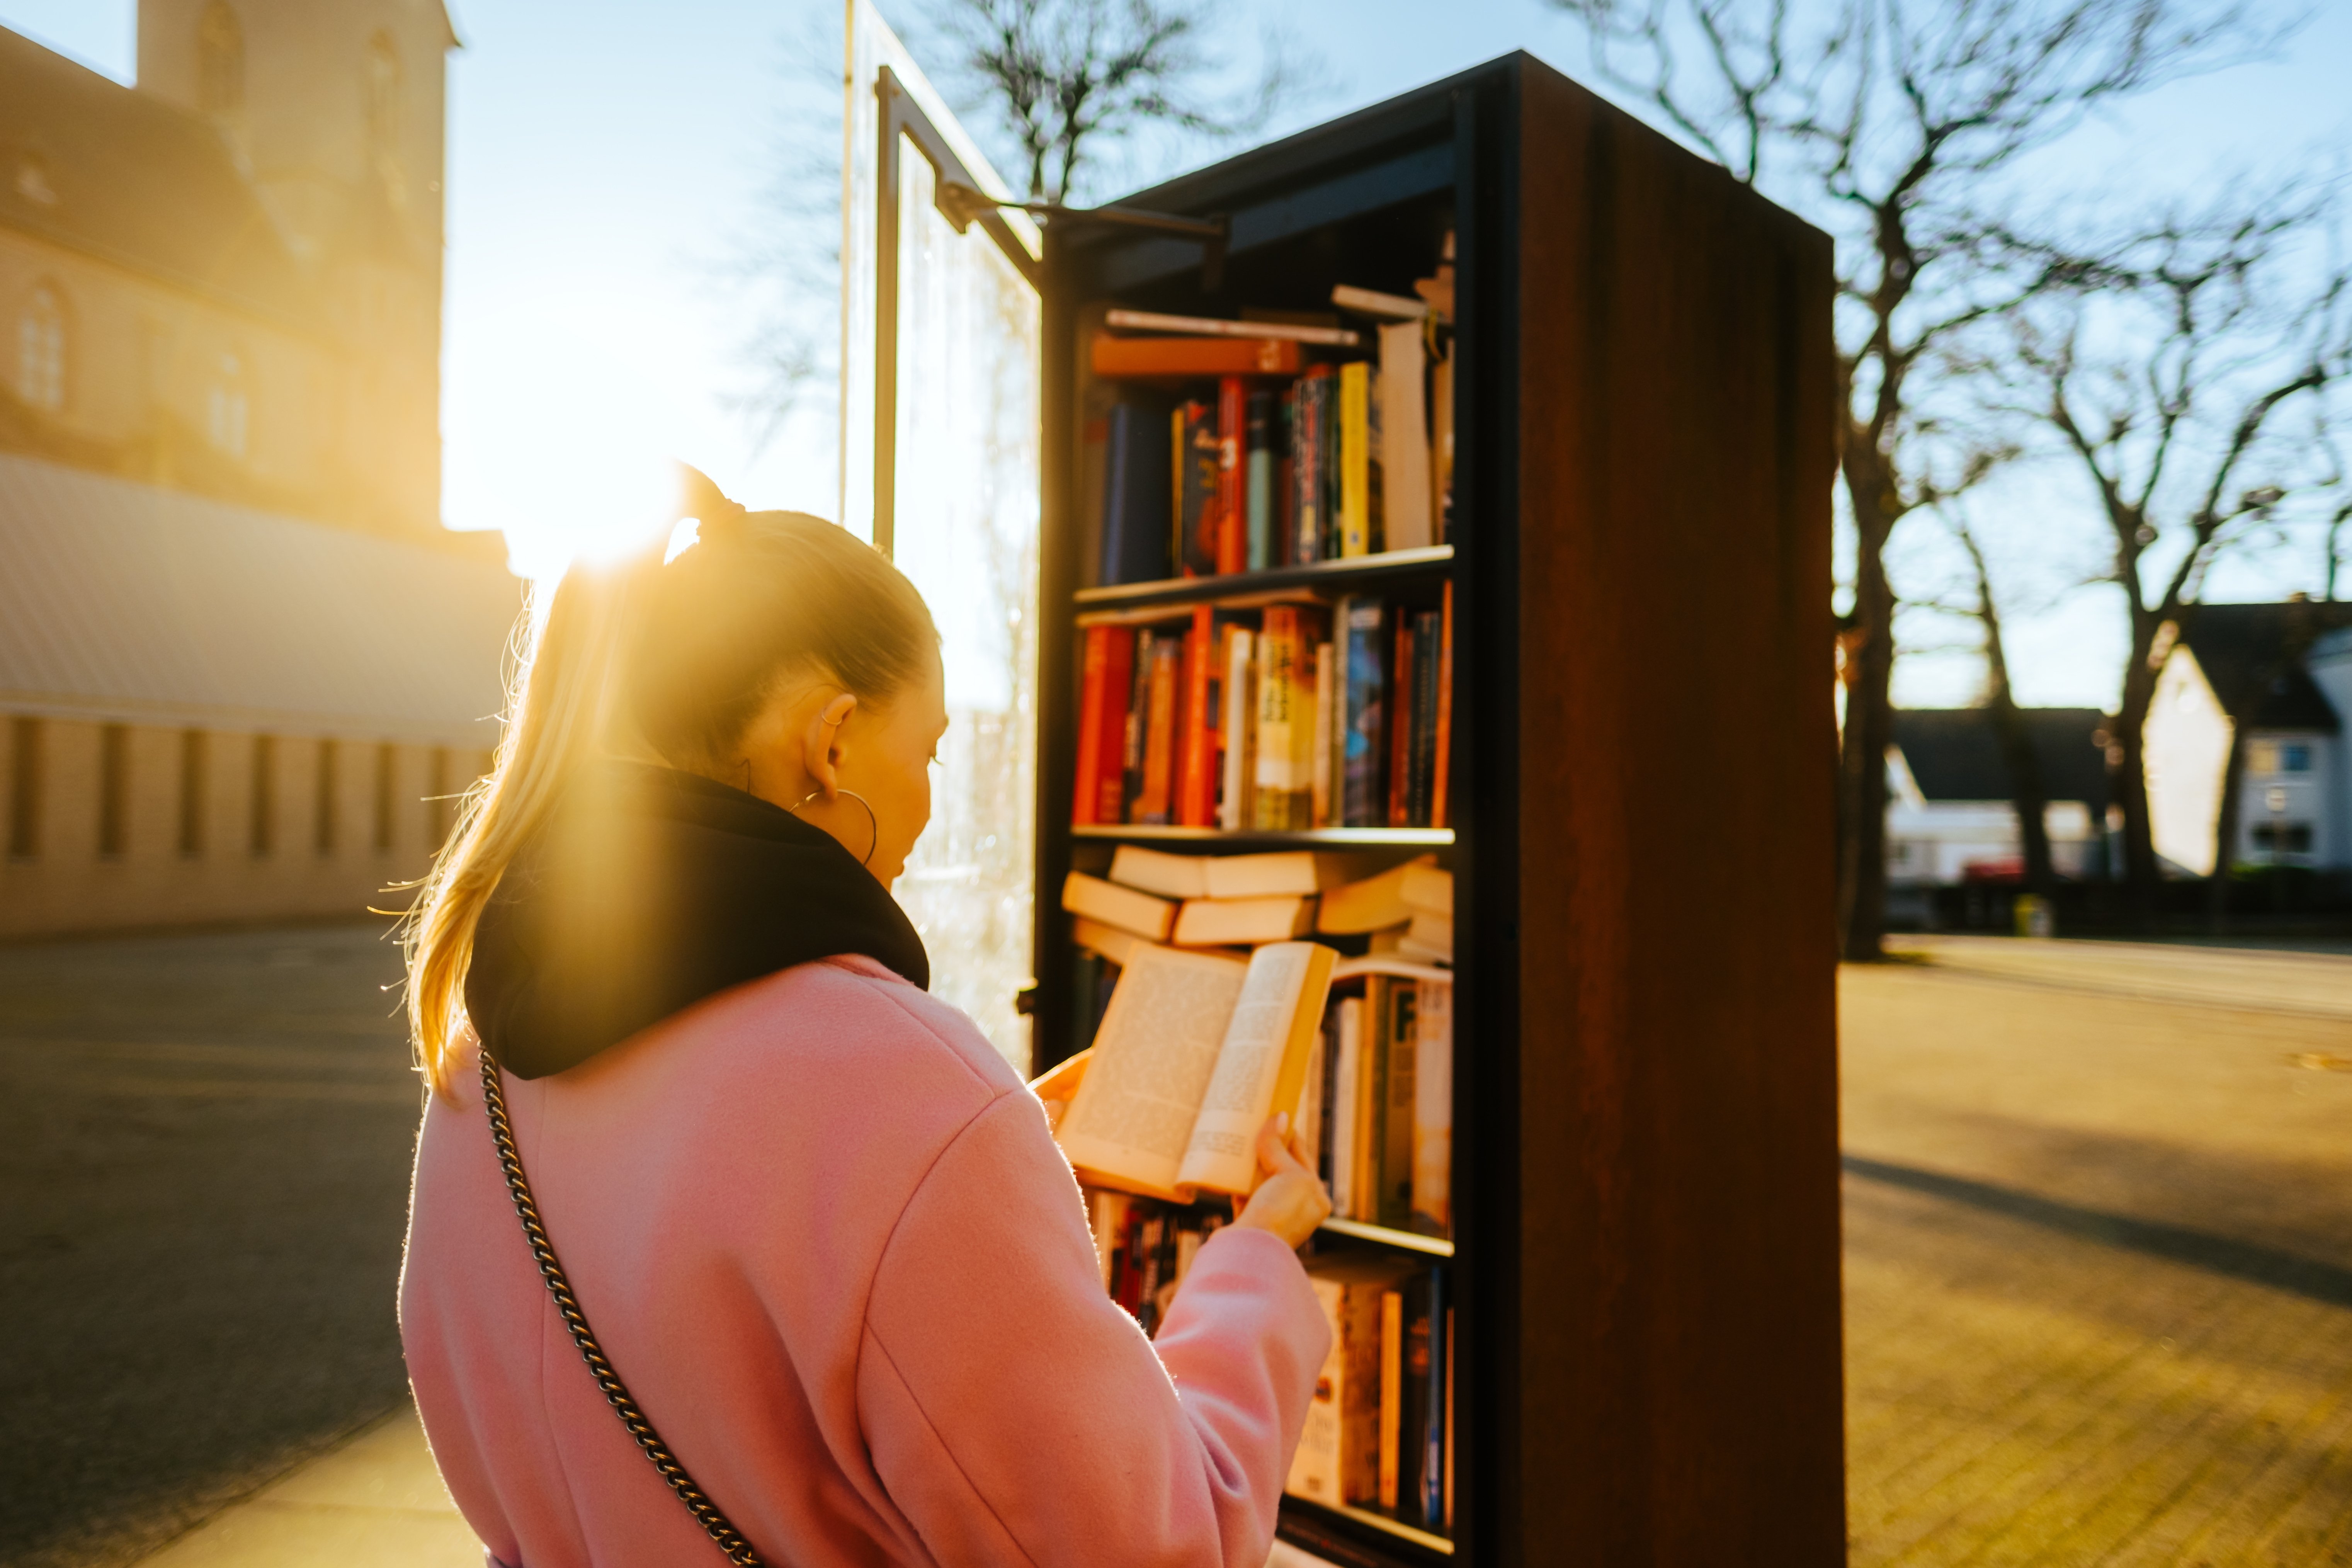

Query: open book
[{"left": 1051, "top": 940, "right": 1340, "bottom": 1201}]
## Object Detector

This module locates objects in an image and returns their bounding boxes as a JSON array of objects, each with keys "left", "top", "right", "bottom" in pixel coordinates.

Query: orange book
[
  {"left": 1093, "top": 333, "right": 1305, "bottom": 378},
  {"left": 1074, "top": 625, "right": 1110, "bottom": 825},
  {"left": 1090, "top": 628, "right": 1135, "bottom": 823},
  {"left": 1138, "top": 638, "right": 1182, "bottom": 824},
  {"left": 1431, "top": 582, "right": 1454, "bottom": 828},
  {"left": 1216, "top": 377, "right": 1247, "bottom": 576},
  {"left": 1388, "top": 613, "right": 1415, "bottom": 829},
  {"left": 1177, "top": 605, "right": 1218, "bottom": 826}
]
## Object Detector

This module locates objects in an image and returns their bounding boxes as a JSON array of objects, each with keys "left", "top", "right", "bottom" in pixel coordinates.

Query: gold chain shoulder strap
[{"left": 478, "top": 1047, "right": 765, "bottom": 1566}]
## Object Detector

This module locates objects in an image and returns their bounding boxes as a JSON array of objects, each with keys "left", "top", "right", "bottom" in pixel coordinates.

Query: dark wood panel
[{"left": 1508, "top": 57, "right": 1844, "bottom": 1565}]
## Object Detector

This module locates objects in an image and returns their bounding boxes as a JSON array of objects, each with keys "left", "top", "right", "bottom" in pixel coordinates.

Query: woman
[{"left": 398, "top": 477, "right": 1333, "bottom": 1568}]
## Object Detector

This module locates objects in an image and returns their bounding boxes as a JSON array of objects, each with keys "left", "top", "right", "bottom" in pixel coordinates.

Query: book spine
[
  {"left": 1378, "top": 1287, "right": 1403, "bottom": 1511},
  {"left": 1343, "top": 1275, "right": 1386, "bottom": 1505},
  {"left": 1432, "top": 338, "right": 1456, "bottom": 544},
  {"left": 1378, "top": 319, "right": 1433, "bottom": 551},
  {"left": 1245, "top": 389, "right": 1274, "bottom": 572},
  {"left": 1431, "top": 581, "right": 1454, "bottom": 828},
  {"left": 1220, "top": 628, "right": 1255, "bottom": 830},
  {"left": 1073, "top": 625, "right": 1108, "bottom": 826},
  {"left": 1139, "top": 639, "right": 1181, "bottom": 823},
  {"left": 1317, "top": 1003, "right": 1343, "bottom": 1187},
  {"left": 1330, "top": 996, "right": 1361, "bottom": 1216},
  {"left": 1310, "top": 640, "right": 1335, "bottom": 829},
  {"left": 1342, "top": 599, "right": 1386, "bottom": 828},
  {"left": 1411, "top": 609, "right": 1442, "bottom": 827},
  {"left": 1177, "top": 402, "right": 1221, "bottom": 577},
  {"left": 1339, "top": 362, "right": 1371, "bottom": 557},
  {"left": 1275, "top": 388, "right": 1297, "bottom": 567},
  {"left": 1398, "top": 1274, "right": 1431, "bottom": 1521},
  {"left": 1216, "top": 376, "right": 1246, "bottom": 577},
  {"left": 1254, "top": 607, "right": 1301, "bottom": 830},
  {"left": 1095, "top": 628, "right": 1135, "bottom": 824},
  {"left": 1388, "top": 612, "right": 1415, "bottom": 829},
  {"left": 1293, "top": 369, "right": 1328, "bottom": 565},
  {"left": 1177, "top": 606, "right": 1216, "bottom": 826},
  {"left": 1442, "top": 1303, "right": 1455, "bottom": 1531},
  {"left": 1381, "top": 983, "right": 1419, "bottom": 1230},
  {"left": 1124, "top": 629, "right": 1154, "bottom": 821},
  {"left": 1361, "top": 978, "right": 1388, "bottom": 1223},
  {"left": 1082, "top": 410, "right": 1111, "bottom": 589},
  {"left": 1412, "top": 979, "right": 1452, "bottom": 1236},
  {"left": 1366, "top": 354, "right": 1386, "bottom": 555}
]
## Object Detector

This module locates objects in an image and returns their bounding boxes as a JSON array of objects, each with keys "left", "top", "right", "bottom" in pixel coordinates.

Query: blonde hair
[{"left": 403, "top": 511, "right": 936, "bottom": 1098}]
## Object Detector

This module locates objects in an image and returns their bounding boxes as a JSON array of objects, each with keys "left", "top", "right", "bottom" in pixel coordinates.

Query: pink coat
[{"left": 400, "top": 954, "right": 1332, "bottom": 1567}]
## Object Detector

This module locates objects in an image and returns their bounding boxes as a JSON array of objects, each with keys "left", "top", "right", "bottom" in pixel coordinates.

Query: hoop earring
[{"left": 789, "top": 787, "right": 879, "bottom": 868}]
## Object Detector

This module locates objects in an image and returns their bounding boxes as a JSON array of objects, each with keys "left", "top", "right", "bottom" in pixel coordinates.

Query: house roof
[
  {"left": 0, "top": 27, "right": 320, "bottom": 330},
  {"left": 0, "top": 452, "right": 518, "bottom": 746},
  {"left": 2169, "top": 601, "right": 2352, "bottom": 733},
  {"left": 1892, "top": 708, "right": 2111, "bottom": 808}
]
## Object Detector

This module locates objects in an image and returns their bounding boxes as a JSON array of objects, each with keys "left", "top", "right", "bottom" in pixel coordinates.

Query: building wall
[
  {"left": 2232, "top": 728, "right": 2334, "bottom": 869},
  {"left": 0, "top": 711, "right": 489, "bottom": 938},
  {"left": 1885, "top": 799, "right": 2099, "bottom": 886},
  {"left": 2145, "top": 646, "right": 2233, "bottom": 877},
  {"left": 2, "top": 227, "right": 344, "bottom": 506}
]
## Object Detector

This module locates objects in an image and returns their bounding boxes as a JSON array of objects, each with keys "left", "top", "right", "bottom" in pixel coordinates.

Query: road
[
  {"left": 1847, "top": 936, "right": 2352, "bottom": 1565},
  {"left": 0, "top": 923, "right": 421, "bottom": 1568}
]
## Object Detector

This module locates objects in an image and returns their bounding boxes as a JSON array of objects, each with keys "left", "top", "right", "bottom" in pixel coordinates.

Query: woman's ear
[{"left": 799, "top": 690, "right": 858, "bottom": 799}]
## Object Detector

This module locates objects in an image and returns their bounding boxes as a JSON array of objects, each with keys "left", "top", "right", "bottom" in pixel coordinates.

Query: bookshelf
[{"left": 1028, "top": 53, "right": 1844, "bottom": 1568}]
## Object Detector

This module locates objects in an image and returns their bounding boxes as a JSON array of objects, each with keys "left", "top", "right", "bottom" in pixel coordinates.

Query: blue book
[
  {"left": 1339, "top": 596, "right": 1387, "bottom": 827},
  {"left": 1420, "top": 1268, "right": 1447, "bottom": 1530},
  {"left": 1100, "top": 397, "right": 1173, "bottom": 585}
]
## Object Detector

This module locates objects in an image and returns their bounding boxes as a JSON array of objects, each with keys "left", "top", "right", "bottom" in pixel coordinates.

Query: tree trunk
[
  {"left": 2114, "top": 645, "right": 2164, "bottom": 922},
  {"left": 1837, "top": 454, "right": 1897, "bottom": 963},
  {"left": 1987, "top": 692, "right": 2054, "bottom": 895}
]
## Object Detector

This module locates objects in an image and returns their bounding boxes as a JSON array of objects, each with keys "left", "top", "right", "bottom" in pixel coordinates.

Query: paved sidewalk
[{"left": 132, "top": 1405, "right": 477, "bottom": 1567}]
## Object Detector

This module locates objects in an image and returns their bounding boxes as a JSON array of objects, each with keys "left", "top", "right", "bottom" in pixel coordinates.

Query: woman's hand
[{"left": 1229, "top": 1113, "right": 1332, "bottom": 1250}]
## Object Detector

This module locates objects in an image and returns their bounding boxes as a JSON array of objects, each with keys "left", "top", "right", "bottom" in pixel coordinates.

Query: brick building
[{"left": 2, "top": 4, "right": 517, "bottom": 938}]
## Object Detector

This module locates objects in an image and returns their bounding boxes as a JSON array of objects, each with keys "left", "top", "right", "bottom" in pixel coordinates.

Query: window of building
[
  {"left": 198, "top": 2, "right": 243, "bottom": 116},
  {"left": 428, "top": 746, "right": 452, "bottom": 848},
  {"left": 206, "top": 353, "right": 249, "bottom": 457},
  {"left": 315, "top": 738, "right": 338, "bottom": 855},
  {"left": 2247, "top": 739, "right": 2315, "bottom": 776},
  {"left": 2251, "top": 821, "right": 2315, "bottom": 855},
  {"left": 2282, "top": 743, "right": 2312, "bottom": 772},
  {"left": 7, "top": 717, "right": 40, "bottom": 859},
  {"left": 250, "top": 733, "right": 276, "bottom": 857},
  {"left": 18, "top": 285, "right": 65, "bottom": 413},
  {"left": 372, "top": 742, "right": 396, "bottom": 852},
  {"left": 365, "top": 32, "right": 402, "bottom": 155},
  {"left": 179, "top": 729, "right": 207, "bottom": 856},
  {"left": 98, "top": 724, "right": 129, "bottom": 857}
]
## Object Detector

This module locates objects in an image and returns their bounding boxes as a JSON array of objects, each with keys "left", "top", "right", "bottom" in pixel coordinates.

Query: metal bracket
[{"left": 940, "top": 184, "right": 1231, "bottom": 292}]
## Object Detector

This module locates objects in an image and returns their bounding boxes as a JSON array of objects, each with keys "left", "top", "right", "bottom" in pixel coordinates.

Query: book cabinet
[{"left": 846, "top": 19, "right": 1843, "bottom": 1566}]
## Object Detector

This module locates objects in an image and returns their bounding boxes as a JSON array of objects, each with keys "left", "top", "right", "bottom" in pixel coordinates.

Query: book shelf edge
[
  {"left": 1281, "top": 1495, "right": 1456, "bottom": 1557},
  {"left": 1073, "top": 545, "right": 1456, "bottom": 611},
  {"left": 1069, "top": 826, "right": 1456, "bottom": 846},
  {"left": 1317, "top": 1217, "right": 1454, "bottom": 1257}
]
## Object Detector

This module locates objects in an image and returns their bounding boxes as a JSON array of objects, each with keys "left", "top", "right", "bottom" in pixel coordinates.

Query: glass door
[{"left": 842, "top": 1, "right": 1042, "bottom": 1070}]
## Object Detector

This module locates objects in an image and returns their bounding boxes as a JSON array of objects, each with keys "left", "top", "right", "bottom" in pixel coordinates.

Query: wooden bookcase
[{"left": 1029, "top": 53, "right": 1845, "bottom": 1568}]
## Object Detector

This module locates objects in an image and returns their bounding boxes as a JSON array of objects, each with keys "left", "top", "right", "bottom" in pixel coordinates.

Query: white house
[{"left": 2142, "top": 602, "right": 2352, "bottom": 877}]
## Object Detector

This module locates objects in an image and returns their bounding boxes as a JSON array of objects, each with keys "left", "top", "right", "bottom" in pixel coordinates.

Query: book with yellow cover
[{"left": 1054, "top": 941, "right": 1339, "bottom": 1202}]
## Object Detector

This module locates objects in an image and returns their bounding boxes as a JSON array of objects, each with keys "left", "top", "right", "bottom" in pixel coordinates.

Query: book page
[
  {"left": 1177, "top": 943, "right": 1332, "bottom": 1195},
  {"left": 1057, "top": 945, "right": 1249, "bottom": 1199}
]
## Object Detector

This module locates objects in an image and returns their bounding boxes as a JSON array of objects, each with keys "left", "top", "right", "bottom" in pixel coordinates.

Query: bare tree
[
  {"left": 923, "top": 0, "right": 1303, "bottom": 206},
  {"left": 1993, "top": 190, "right": 2352, "bottom": 913},
  {"left": 1548, "top": 0, "right": 2268, "bottom": 959},
  {"left": 1946, "top": 511, "right": 2056, "bottom": 894}
]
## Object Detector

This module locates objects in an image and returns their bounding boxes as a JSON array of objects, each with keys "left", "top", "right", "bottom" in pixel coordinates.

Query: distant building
[
  {"left": 2, "top": 4, "right": 516, "bottom": 939},
  {"left": 2143, "top": 601, "right": 2352, "bottom": 877},
  {"left": 1884, "top": 708, "right": 2112, "bottom": 918}
]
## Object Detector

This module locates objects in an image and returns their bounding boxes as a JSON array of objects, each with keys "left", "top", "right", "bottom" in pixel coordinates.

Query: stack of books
[
  {"left": 1316, "top": 853, "right": 1453, "bottom": 965},
  {"left": 1079, "top": 244, "right": 1457, "bottom": 587},
  {"left": 1072, "top": 587, "right": 1452, "bottom": 832},
  {"left": 1288, "top": 1256, "right": 1452, "bottom": 1537}
]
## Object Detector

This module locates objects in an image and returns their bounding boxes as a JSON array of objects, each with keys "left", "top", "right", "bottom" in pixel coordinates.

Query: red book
[
  {"left": 1092, "top": 333, "right": 1305, "bottom": 378},
  {"left": 1216, "top": 376, "right": 1246, "bottom": 576},
  {"left": 1178, "top": 605, "right": 1218, "bottom": 825},
  {"left": 1074, "top": 625, "right": 1109, "bottom": 825},
  {"left": 1431, "top": 582, "right": 1454, "bottom": 828},
  {"left": 1138, "top": 638, "right": 1182, "bottom": 824},
  {"left": 1388, "top": 611, "right": 1416, "bottom": 829},
  {"left": 1092, "top": 627, "right": 1135, "bottom": 823}
]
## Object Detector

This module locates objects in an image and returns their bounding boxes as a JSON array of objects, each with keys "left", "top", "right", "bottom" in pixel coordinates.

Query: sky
[{"left": 4, "top": 0, "right": 2348, "bottom": 711}]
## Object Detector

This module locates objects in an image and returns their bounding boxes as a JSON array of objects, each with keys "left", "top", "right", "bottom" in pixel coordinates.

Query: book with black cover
[{"left": 1100, "top": 395, "right": 1173, "bottom": 585}]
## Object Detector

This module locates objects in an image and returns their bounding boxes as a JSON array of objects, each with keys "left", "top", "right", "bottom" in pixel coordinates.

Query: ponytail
[{"left": 401, "top": 493, "right": 937, "bottom": 1099}]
